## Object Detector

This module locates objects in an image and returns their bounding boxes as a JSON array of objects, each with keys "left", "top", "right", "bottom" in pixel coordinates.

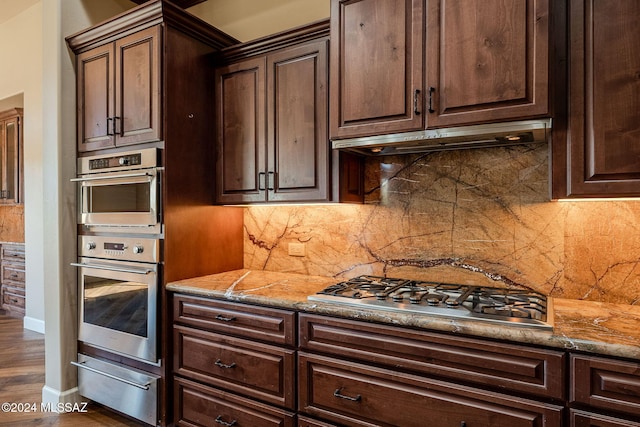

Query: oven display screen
[{"left": 104, "top": 242, "right": 125, "bottom": 251}]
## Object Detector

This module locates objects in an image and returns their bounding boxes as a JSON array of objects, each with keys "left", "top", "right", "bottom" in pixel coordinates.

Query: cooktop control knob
[
  {"left": 86, "top": 242, "right": 96, "bottom": 250},
  {"left": 118, "top": 157, "right": 129, "bottom": 166},
  {"left": 132, "top": 245, "right": 144, "bottom": 254}
]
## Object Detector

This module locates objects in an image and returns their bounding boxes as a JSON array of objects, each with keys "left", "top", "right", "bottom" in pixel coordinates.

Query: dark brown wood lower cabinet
[
  {"left": 173, "top": 324, "right": 295, "bottom": 409},
  {"left": 174, "top": 377, "right": 295, "bottom": 427},
  {"left": 571, "top": 409, "right": 640, "bottom": 427},
  {"left": 299, "top": 352, "right": 563, "bottom": 427}
]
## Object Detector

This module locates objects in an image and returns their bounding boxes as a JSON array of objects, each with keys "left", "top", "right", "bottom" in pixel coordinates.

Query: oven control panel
[{"left": 79, "top": 235, "right": 160, "bottom": 264}]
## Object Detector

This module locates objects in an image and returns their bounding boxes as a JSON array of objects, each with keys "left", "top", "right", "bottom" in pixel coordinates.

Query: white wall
[{"left": 0, "top": 1, "right": 45, "bottom": 333}]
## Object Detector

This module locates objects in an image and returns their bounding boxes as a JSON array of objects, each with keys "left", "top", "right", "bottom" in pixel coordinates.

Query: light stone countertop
[{"left": 167, "top": 268, "right": 640, "bottom": 361}]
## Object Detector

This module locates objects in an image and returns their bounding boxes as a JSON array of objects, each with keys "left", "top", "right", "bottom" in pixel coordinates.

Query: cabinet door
[
  {"left": 76, "top": 43, "right": 115, "bottom": 152},
  {"left": 426, "top": 0, "right": 549, "bottom": 128},
  {"left": 267, "top": 39, "right": 329, "bottom": 202},
  {"left": 215, "top": 57, "right": 266, "bottom": 204},
  {"left": 114, "top": 26, "right": 162, "bottom": 147},
  {"left": 559, "top": 0, "right": 640, "bottom": 197},
  {"left": 0, "top": 116, "right": 21, "bottom": 204},
  {"left": 329, "top": 0, "right": 424, "bottom": 139}
]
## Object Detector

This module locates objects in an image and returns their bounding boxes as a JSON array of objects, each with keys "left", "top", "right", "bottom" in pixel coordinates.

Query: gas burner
[{"left": 308, "top": 275, "right": 553, "bottom": 329}]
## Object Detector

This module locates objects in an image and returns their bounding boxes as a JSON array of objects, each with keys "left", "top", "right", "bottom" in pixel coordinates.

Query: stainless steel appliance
[
  {"left": 73, "top": 235, "right": 160, "bottom": 363},
  {"left": 332, "top": 119, "right": 552, "bottom": 156},
  {"left": 72, "top": 354, "right": 159, "bottom": 426},
  {"left": 72, "top": 148, "right": 161, "bottom": 234},
  {"left": 308, "top": 275, "right": 553, "bottom": 329}
]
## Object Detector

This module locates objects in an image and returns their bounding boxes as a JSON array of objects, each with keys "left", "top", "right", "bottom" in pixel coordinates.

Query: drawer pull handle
[
  {"left": 333, "top": 388, "right": 361, "bottom": 402},
  {"left": 214, "top": 359, "right": 236, "bottom": 369},
  {"left": 215, "top": 314, "right": 236, "bottom": 322},
  {"left": 215, "top": 415, "right": 237, "bottom": 426}
]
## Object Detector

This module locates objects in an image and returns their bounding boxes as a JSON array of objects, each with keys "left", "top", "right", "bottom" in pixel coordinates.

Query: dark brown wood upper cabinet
[
  {"left": 330, "top": 0, "right": 425, "bottom": 139},
  {"left": 75, "top": 26, "right": 161, "bottom": 152},
  {"left": 0, "top": 108, "right": 23, "bottom": 205},
  {"left": 426, "top": 0, "right": 550, "bottom": 128},
  {"left": 215, "top": 41, "right": 330, "bottom": 204},
  {"left": 214, "top": 21, "right": 363, "bottom": 204},
  {"left": 330, "top": 0, "right": 551, "bottom": 140},
  {"left": 552, "top": 0, "right": 640, "bottom": 198}
]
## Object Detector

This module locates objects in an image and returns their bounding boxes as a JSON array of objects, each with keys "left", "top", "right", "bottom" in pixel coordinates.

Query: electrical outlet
[{"left": 288, "top": 242, "right": 306, "bottom": 257}]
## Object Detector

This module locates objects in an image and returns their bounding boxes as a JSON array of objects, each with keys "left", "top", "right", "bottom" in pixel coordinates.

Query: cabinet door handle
[
  {"left": 113, "top": 116, "right": 121, "bottom": 135},
  {"left": 461, "top": 422, "right": 467, "bottom": 427},
  {"left": 258, "top": 172, "right": 266, "bottom": 191},
  {"left": 428, "top": 87, "right": 436, "bottom": 113},
  {"left": 215, "top": 314, "right": 236, "bottom": 322},
  {"left": 214, "top": 359, "right": 236, "bottom": 369},
  {"left": 215, "top": 415, "right": 237, "bottom": 427},
  {"left": 267, "top": 171, "right": 275, "bottom": 191},
  {"left": 333, "top": 388, "right": 361, "bottom": 402},
  {"left": 414, "top": 89, "right": 421, "bottom": 115},
  {"left": 106, "top": 118, "right": 114, "bottom": 136}
]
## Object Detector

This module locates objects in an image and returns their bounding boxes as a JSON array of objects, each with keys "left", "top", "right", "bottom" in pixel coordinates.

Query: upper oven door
[{"left": 75, "top": 167, "right": 160, "bottom": 230}]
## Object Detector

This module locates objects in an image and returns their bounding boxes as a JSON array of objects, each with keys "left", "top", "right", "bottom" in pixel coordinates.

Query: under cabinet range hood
[{"left": 332, "top": 119, "right": 552, "bottom": 156}]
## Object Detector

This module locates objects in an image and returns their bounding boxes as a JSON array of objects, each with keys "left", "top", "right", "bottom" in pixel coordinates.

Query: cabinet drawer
[
  {"left": 2, "top": 264, "right": 25, "bottom": 284},
  {"left": 299, "top": 352, "right": 563, "bottom": 427},
  {"left": 2, "top": 287, "right": 25, "bottom": 309},
  {"left": 300, "top": 313, "right": 565, "bottom": 400},
  {"left": 571, "top": 409, "right": 640, "bottom": 427},
  {"left": 173, "top": 294, "right": 295, "bottom": 346},
  {"left": 571, "top": 354, "right": 640, "bottom": 418},
  {"left": 173, "top": 325, "right": 295, "bottom": 409},
  {"left": 1, "top": 245, "right": 25, "bottom": 262},
  {"left": 174, "top": 377, "right": 294, "bottom": 427}
]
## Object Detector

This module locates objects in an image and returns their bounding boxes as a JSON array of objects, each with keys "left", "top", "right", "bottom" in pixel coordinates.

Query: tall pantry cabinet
[{"left": 66, "top": 1, "right": 243, "bottom": 425}]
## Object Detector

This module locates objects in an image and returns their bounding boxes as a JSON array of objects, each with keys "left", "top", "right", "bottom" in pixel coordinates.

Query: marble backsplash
[{"left": 244, "top": 143, "right": 640, "bottom": 304}]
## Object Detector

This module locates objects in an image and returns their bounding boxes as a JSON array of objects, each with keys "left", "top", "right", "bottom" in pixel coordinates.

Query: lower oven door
[{"left": 74, "top": 257, "right": 158, "bottom": 363}]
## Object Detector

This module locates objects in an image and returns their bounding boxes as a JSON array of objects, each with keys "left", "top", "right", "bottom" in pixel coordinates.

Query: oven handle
[
  {"left": 70, "top": 361, "right": 151, "bottom": 390},
  {"left": 70, "top": 262, "right": 154, "bottom": 275},
  {"left": 70, "top": 171, "right": 154, "bottom": 182}
]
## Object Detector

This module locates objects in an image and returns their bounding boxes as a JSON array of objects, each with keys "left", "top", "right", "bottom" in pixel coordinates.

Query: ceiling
[{"left": 0, "top": 0, "right": 40, "bottom": 25}]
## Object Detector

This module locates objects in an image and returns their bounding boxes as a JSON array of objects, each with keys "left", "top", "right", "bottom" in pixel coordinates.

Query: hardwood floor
[{"left": 0, "top": 314, "right": 143, "bottom": 426}]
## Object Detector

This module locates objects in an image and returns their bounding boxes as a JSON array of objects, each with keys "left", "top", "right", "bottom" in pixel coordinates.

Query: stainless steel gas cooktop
[{"left": 308, "top": 275, "right": 553, "bottom": 329}]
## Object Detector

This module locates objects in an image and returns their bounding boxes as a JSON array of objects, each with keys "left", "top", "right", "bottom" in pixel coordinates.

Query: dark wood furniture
[
  {"left": 214, "top": 20, "right": 363, "bottom": 204},
  {"left": 171, "top": 294, "right": 580, "bottom": 426},
  {"left": 552, "top": 0, "right": 640, "bottom": 198},
  {"left": 74, "top": 26, "right": 161, "bottom": 151},
  {"left": 172, "top": 294, "right": 296, "bottom": 426},
  {"left": 570, "top": 354, "right": 640, "bottom": 426},
  {"left": 330, "top": 0, "right": 552, "bottom": 140},
  {"left": 299, "top": 313, "right": 564, "bottom": 426},
  {"left": 0, "top": 108, "right": 23, "bottom": 205},
  {"left": 0, "top": 244, "right": 25, "bottom": 317}
]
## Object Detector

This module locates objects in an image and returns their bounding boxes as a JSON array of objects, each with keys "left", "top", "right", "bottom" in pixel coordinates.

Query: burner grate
[{"left": 309, "top": 275, "right": 552, "bottom": 329}]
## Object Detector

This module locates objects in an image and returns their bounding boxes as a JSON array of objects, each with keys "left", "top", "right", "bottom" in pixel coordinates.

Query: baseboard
[
  {"left": 41, "top": 385, "right": 81, "bottom": 408},
  {"left": 23, "top": 316, "right": 45, "bottom": 334},
  {"left": 22, "top": 316, "right": 44, "bottom": 334}
]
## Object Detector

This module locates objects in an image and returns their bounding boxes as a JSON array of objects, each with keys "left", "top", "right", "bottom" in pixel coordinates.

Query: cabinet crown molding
[{"left": 66, "top": 0, "right": 238, "bottom": 53}]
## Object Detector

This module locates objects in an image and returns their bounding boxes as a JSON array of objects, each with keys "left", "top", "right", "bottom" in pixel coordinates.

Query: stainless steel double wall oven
[{"left": 72, "top": 148, "right": 162, "bottom": 425}]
